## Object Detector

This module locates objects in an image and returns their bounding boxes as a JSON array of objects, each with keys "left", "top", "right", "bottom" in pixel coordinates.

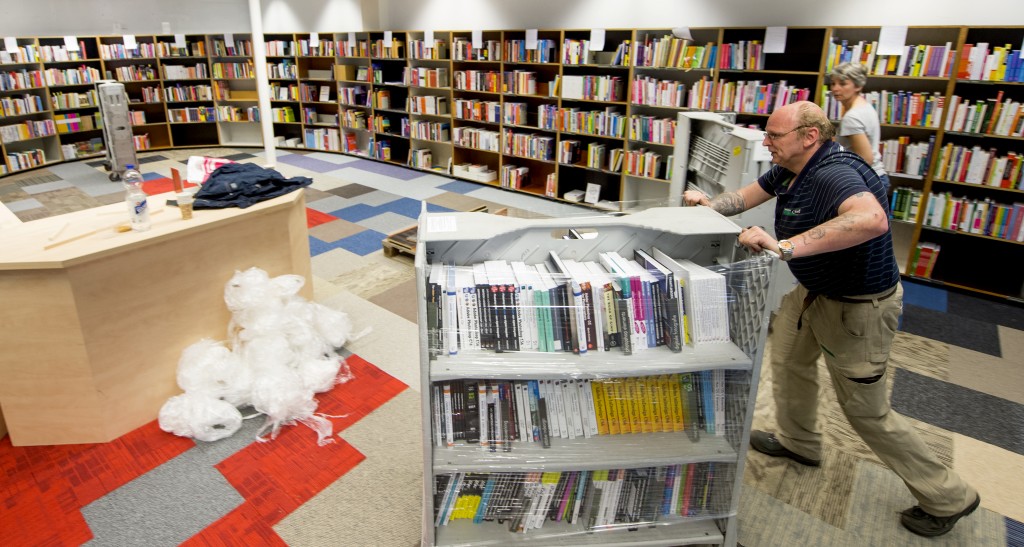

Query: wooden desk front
[{"left": 0, "top": 190, "right": 311, "bottom": 446}]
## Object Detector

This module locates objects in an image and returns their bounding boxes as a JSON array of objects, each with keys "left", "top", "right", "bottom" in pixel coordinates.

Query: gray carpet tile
[
  {"left": 846, "top": 460, "right": 1005, "bottom": 546},
  {"left": 948, "top": 292, "right": 1024, "bottom": 332},
  {"left": 902, "top": 304, "right": 1003, "bottom": 357},
  {"left": 81, "top": 411, "right": 271, "bottom": 545},
  {"left": 328, "top": 182, "right": 377, "bottom": 199},
  {"left": 892, "top": 369, "right": 1024, "bottom": 455}
]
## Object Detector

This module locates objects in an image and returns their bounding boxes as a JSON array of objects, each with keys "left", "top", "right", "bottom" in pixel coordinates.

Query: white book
[
  {"left": 713, "top": 369, "right": 726, "bottom": 436},
  {"left": 514, "top": 381, "right": 528, "bottom": 444},
  {"left": 442, "top": 383, "right": 455, "bottom": 447},
  {"left": 510, "top": 261, "right": 538, "bottom": 351},
  {"left": 566, "top": 379, "right": 585, "bottom": 438},
  {"left": 551, "top": 379, "right": 569, "bottom": 439},
  {"left": 442, "top": 265, "right": 459, "bottom": 355},
  {"left": 579, "top": 379, "right": 599, "bottom": 437},
  {"left": 657, "top": 255, "right": 730, "bottom": 344},
  {"left": 968, "top": 42, "right": 988, "bottom": 80},
  {"left": 432, "top": 384, "right": 443, "bottom": 447},
  {"left": 559, "top": 379, "right": 578, "bottom": 440},
  {"left": 477, "top": 382, "right": 489, "bottom": 451}
]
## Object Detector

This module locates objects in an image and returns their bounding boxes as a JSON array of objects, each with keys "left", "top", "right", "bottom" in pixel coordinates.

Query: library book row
[
  {"left": 431, "top": 373, "right": 733, "bottom": 452},
  {"left": 425, "top": 249, "right": 730, "bottom": 360},
  {"left": 889, "top": 187, "right": 1024, "bottom": 243},
  {"left": 433, "top": 463, "right": 734, "bottom": 533}
]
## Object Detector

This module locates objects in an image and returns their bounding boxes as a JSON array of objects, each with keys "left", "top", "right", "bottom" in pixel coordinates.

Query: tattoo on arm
[
  {"left": 797, "top": 214, "right": 860, "bottom": 247},
  {"left": 710, "top": 192, "right": 745, "bottom": 216}
]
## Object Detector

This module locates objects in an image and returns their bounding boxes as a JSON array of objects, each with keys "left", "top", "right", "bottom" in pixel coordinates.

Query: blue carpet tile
[
  {"left": 331, "top": 203, "right": 383, "bottom": 223},
  {"left": 1008, "top": 517, "right": 1024, "bottom": 547},
  {"left": 339, "top": 159, "right": 424, "bottom": 181},
  {"left": 438, "top": 180, "right": 485, "bottom": 194},
  {"left": 901, "top": 304, "right": 1002, "bottom": 356},
  {"left": 277, "top": 153, "right": 348, "bottom": 173},
  {"left": 892, "top": 368, "right": 1024, "bottom": 455},
  {"left": 902, "top": 279, "right": 948, "bottom": 312},
  {"left": 378, "top": 197, "right": 429, "bottom": 218},
  {"left": 335, "top": 229, "right": 388, "bottom": 256}
]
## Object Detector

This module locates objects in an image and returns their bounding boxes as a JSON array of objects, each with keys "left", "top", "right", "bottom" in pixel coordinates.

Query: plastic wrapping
[
  {"left": 158, "top": 267, "right": 359, "bottom": 445},
  {"left": 419, "top": 208, "right": 775, "bottom": 543}
]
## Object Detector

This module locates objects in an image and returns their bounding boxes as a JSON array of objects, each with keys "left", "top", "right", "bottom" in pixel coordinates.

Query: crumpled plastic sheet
[{"left": 158, "top": 267, "right": 364, "bottom": 445}]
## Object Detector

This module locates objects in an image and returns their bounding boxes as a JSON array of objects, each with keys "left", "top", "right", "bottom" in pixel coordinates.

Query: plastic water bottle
[{"left": 123, "top": 164, "right": 151, "bottom": 232}]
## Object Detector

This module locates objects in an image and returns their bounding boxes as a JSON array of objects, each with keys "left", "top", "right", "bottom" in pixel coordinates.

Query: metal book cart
[{"left": 415, "top": 207, "right": 775, "bottom": 547}]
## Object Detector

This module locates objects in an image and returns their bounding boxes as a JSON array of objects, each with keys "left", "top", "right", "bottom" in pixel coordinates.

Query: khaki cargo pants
[{"left": 769, "top": 282, "right": 976, "bottom": 516}]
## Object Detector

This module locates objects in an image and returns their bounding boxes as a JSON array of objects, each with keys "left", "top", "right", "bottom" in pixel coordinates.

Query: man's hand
[
  {"left": 683, "top": 190, "right": 709, "bottom": 207},
  {"left": 738, "top": 225, "right": 779, "bottom": 255}
]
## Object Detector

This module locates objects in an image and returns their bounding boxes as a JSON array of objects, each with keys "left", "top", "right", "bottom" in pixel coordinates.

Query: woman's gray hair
[{"left": 830, "top": 62, "right": 868, "bottom": 88}]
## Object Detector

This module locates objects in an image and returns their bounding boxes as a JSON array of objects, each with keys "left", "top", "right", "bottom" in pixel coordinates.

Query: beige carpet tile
[
  {"left": 424, "top": 191, "right": 498, "bottom": 212},
  {"left": 30, "top": 187, "right": 104, "bottom": 215},
  {"left": 309, "top": 246, "right": 369, "bottom": 281},
  {"left": 302, "top": 187, "right": 336, "bottom": 203},
  {"left": 319, "top": 289, "right": 421, "bottom": 393},
  {"left": 330, "top": 257, "right": 417, "bottom": 301},
  {"left": 890, "top": 330, "right": 951, "bottom": 381},
  {"left": 738, "top": 484, "right": 850, "bottom": 546},
  {"left": 308, "top": 218, "right": 366, "bottom": 243},
  {"left": 943, "top": 326, "right": 1024, "bottom": 405},
  {"left": 954, "top": 432, "right": 1024, "bottom": 523},
  {"left": 274, "top": 389, "right": 423, "bottom": 547},
  {"left": 368, "top": 277, "right": 419, "bottom": 324},
  {"left": 13, "top": 207, "right": 54, "bottom": 222}
]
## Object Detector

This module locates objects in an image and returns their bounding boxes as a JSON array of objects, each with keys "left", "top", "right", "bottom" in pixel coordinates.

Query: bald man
[{"left": 684, "top": 101, "right": 978, "bottom": 537}]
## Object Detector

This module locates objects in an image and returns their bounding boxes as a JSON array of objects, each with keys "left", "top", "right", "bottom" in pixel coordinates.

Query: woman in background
[{"left": 830, "top": 62, "right": 890, "bottom": 190}]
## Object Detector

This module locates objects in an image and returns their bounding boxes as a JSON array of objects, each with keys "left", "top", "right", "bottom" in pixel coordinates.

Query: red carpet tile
[
  {"left": 306, "top": 207, "right": 337, "bottom": 228},
  {"left": 0, "top": 354, "right": 407, "bottom": 547}
]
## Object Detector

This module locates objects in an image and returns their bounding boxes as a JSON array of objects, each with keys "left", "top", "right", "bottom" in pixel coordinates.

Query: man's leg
[
  {"left": 811, "top": 285, "right": 976, "bottom": 518},
  {"left": 767, "top": 284, "right": 827, "bottom": 461}
]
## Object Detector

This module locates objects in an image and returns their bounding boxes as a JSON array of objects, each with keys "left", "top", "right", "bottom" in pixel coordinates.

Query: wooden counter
[{"left": 0, "top": 190, "right": 311, "bottom": 446}]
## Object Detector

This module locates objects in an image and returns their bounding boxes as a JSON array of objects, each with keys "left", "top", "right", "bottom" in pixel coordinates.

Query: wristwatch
[{"left": 778, "top": 239, "right": 795, "bottom": 261}]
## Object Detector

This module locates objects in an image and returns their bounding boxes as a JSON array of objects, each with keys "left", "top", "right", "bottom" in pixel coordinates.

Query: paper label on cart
[{"left": 427, "top": 216, "right": 457, "bottom": 233}]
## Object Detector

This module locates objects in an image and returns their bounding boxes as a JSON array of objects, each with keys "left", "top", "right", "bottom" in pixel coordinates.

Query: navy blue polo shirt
[{"left": 757, "top": 141, "right": 899, "bottom": 297}]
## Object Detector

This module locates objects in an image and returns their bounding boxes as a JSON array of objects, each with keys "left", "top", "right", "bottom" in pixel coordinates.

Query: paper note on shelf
[
  {"left": 764, "top": 27, "right": 787, "bottom": 54},
  {"left": 878, "top": 26, "right": 908, "bottom": 56},
  {"left": 589, "top": 29, "right": 605, "bottom": 51}
]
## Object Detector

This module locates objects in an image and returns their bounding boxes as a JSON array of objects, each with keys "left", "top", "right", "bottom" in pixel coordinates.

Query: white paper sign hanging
[
  {"left": 472, "top": 30, "right": 483, "bottom": 49},
  {"left": 672, "top": 27, "right": 694, "bottom": 41},
  {"left": 589, "top": 29, "right": 605, "bottom": 51},
  {"left": 384, "top": 31, "right": 393, "bottom": 47},
  {"left": 764, "top": 27, "right": 787, "bottom": 54},
  {"left": 310, "top": 32, "right": 319, "bottom": 49},
  {"left": 3, "top": 37, "right": 17, "bottom": 53},
  {"left": 878, "top": 26, "right": 908, "bottom": 56},
  {"left": 425, "top": 29, "right": 434, "bottom": 49},
  {"left": 123, "top": 34, "right": 138, "bottom": 50},
  {"left": 526, "top": 29, "right": 538, "bottom": 50},
  {"left": 174, "top": 34, "right": 186, "bottom": 48},
  {"left": 224, "top": 33, "right": 234, "bottom": 50},
  {"left": 64, "top": 36, "right": 80, "bottom": 51}
]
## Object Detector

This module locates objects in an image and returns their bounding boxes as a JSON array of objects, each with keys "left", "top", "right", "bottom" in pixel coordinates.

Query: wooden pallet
[{"left": 381, "top": 206, "right": 506, "bottom": 258}]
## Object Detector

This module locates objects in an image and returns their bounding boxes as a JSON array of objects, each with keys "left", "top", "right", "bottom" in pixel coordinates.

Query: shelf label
[
  {"left": 472, "top": 30, "right": 483, "bottom": 50},
  {"left": 589, "top": 29, "right": 605, "bottom": 51},
  {"left": 173, "top": 34, "right": 186, "bottom": 48},
  {"left": 348, "top": 32, "right": 356, "bottom": 54},
  {"left": 3, "top": 37, "right": 17, "bottom": 53},
  {"left": 584, "top": 182, "right": 601, "bottom": 204},
  {"left": 224, "top": 33, "right": 234, "bottom": 48},
  {"left": 673, "top": 27, "right": 694, "bottom": 41},
  {"left": 526, "top": 29, "right": 538, "bottom": 50},
  {"left": 878, "top": 26, "right": 908, "bottom": 56},
  {"left": 384, "top": 31, "right": 393, "bottom": 47},
  {"left": 764, "top": 26, "right": 787, "bottom": 54},
  {"left": 123, "top": 34, "right": 138, "bottom": 50},
  {"left": 310, "top": 32, "right": 319, "bottom": 49},
  {"left": 425, "top": 29, "right": 434, "bottom": 49},
  {"left": 64, "top": 35, "right": 79, "bottom": 51},
  {"left": 427, "top": 216, "right": 457, "bottom": 233}
]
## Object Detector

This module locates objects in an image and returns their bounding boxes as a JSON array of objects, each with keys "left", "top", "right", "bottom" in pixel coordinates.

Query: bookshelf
[
  {"left": 915, "top": 26, "right": 1024, "bottom": 298},
  {"left": 1, "top": 36, "right": 58, "bottom": 174},
  {"left": 1, "top": 25, "right": 1021, "bottom": 300},
  {"left": 415, "top": 207, "right": 774, "bottom": 547}
]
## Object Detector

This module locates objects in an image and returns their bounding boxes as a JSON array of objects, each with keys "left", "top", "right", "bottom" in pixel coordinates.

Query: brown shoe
[
  {"left": 900, "top": 494, "right": 980, "bottom": 537},
  {"left": 749, "top": 430, "right": 821, "bottom": 467}
]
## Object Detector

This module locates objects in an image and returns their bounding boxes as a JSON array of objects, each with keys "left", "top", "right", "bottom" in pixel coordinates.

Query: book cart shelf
[
  {"left": 415, "top": 207, "right": 775, "bottom": 546},
  {"left": 1, "top": 26, "right": 1021, "bottom": 301}
]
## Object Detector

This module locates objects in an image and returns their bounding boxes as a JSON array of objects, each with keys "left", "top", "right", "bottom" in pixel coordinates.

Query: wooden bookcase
[
  {"left": 1, "top": 25, "right": 1021, "bottom": 301},
  {"left": 415, "top": 207, "right": 775, "bottom": 547}
]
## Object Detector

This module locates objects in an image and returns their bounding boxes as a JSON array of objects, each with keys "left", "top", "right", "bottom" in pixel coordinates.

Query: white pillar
[{"left": 248, "top": 0, "right": 277, "bottom": 167}]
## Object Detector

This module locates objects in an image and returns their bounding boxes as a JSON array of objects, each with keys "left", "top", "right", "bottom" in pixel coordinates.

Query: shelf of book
[
  {"left": 3, "top": 26, "right": 1022, "bottom": 300},
  {"left": 416, "top": 207, "right": 774, "bottom": 546}
]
